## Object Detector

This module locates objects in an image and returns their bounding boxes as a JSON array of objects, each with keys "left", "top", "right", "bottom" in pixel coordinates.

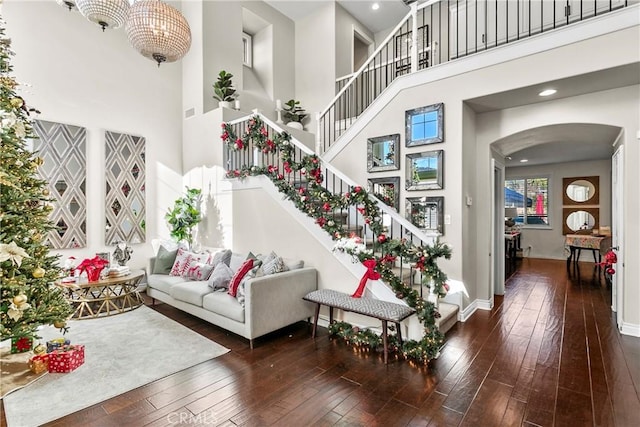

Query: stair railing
[{"left": 225, "top": 113, "right": 441, "bottom": 291}]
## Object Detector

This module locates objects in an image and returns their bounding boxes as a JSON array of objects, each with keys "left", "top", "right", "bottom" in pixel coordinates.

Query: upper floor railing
[{"left": 318, "top": 0, "right": 632, "bottom": 153}]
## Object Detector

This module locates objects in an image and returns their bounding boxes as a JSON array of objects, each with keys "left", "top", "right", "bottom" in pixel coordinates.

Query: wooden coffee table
[{"left": 57, "top": 270, "right": 145, "bottom": 319}]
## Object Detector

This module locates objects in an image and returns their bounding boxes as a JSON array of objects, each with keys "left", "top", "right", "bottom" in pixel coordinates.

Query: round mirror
[
  {"left": 566, "top": 210, "right": 596, "bottom": 232},
  {"left": 566, "top": 179, "right": 596, "bottom": 203}
]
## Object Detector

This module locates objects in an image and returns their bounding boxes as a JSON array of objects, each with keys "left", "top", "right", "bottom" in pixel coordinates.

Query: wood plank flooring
[{"left": 2, "top": 258, "right": 639, "bottom": 426}]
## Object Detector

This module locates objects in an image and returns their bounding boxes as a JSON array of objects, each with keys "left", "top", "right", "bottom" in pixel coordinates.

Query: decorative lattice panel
[
  {"left": 105, "top": 131, "right": 146, "bottom": 245},
  {"left": 32, "top": 120, "right": 87, "bottom": 248}
]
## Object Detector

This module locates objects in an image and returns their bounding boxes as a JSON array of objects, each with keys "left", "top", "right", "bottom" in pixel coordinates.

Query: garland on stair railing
[{"left": 221, "top": 116, "right": 452, "bottom": 364}]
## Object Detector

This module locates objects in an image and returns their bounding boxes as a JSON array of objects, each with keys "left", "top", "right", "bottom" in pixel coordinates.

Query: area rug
[
  {"left": 0, "top": 349, "right": 47, "bottom": 398},
  {"left": 2, "top": 306, "right": 229, "bottom": 427}
]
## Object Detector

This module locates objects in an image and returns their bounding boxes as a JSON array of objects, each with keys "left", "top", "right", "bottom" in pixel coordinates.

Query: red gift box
[
  {"left": 29, "top": 354, "right": 49, "bottom": 374},
  {"left": 48, "top": 344, "right": 85, "bottom": 373}
]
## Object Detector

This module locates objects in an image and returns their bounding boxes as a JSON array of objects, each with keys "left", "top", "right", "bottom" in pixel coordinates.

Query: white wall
[
  {"left": 3, "top": 1, "right": 184, "bottom": 271},
  {"left": 335, "top": 3, "right": 374, "bottom": 78},
  {"left": 505, "top": 159, "right": 612, "bottom": 260}
]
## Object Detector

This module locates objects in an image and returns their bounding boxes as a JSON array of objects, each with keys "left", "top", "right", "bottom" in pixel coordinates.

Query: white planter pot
[
  {"left": 286, "top": 121, "right": 303, "bottom": 130},
  {"left": 218, "top": 101, "right": 232, "bottom": 109}
]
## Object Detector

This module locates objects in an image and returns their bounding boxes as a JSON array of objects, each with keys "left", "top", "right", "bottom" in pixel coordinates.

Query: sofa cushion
[
  {"left": 169, "top": 281, "right": 212, "bottom": 307},
  {"left": 152, "top": 246, "right": 178, "bottom": 275},
  {"left": 147, "top": 274, "right": 185, "bottom": 295},
  {"left": 203, "top": 291, "right": 245, "bottom": 323},
  {"left": 208, "top": 262, "right": 234, "bottom": 290},
  {"left": 228, "top": 259, "right": 254, "bottom": 297}
]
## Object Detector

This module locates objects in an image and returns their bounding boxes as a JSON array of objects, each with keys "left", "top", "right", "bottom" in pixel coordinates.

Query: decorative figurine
[{"left": 112, "top": 241, "right": 133, "bottom": 266}]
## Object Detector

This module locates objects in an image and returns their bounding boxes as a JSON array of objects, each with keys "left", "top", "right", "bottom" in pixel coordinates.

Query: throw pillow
[
  {"left": 185, "top": 262, "right": 215, "bottom": 281},
  {"left": 262, "top": 255, "right": 287, "bottom": 275},
  {"left": 228, "top": 259, "right": 254, "bottom": 297},
  {"left": 211, "top": 249, "right": 232, "bottom": 267},
  {"left": 236, "top": 263, "right": 262, "bottom": 307},
  {"left": 208, "top": 262, "right": 234, "bottom": 290},
  {"left": 169, "top": 248, "right": 193, "bottom": 276},
  {"left": 152, "top": 245, "right": 178, "bottom": 275}
]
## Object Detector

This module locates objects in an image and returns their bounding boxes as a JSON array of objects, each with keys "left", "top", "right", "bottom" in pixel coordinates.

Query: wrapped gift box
[
  {"left": 46, "top": 338, "right": 70, "bottom": 353},
  {"left": 10, "top": 336, "right": 33, "bottom": 353},
  {"left": 48, "top": 345, "right": 84, "bottom": 373},
  {"left": 29, "top": 354, "right": 49, "bottom": 374}
]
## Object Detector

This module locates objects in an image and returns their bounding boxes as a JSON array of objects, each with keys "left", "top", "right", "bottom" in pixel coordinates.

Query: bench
[{"left": 303, "top": 289, "right": 415, "bottom": 364}]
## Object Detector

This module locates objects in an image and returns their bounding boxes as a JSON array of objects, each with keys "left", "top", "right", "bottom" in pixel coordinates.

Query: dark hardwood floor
[{"left": 2, "top": 258, "right": 639, "bottom": 426}]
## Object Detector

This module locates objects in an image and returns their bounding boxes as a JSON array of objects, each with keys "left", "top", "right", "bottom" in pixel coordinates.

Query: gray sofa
[{"left": 146, "top": 256, "right": 318, "bottom": 348}]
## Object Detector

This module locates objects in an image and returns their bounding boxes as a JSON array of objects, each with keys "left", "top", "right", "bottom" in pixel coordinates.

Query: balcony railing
[{"left": 319, "top": 0, "right": 631, "bottom": 154}]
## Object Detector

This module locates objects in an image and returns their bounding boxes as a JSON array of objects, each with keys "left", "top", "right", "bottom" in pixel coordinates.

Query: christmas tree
[{"left": 0, "top": 21, "right": 73, "bottom": 343}]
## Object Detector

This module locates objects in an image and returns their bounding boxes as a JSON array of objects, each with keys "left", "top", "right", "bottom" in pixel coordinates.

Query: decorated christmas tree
[{"left": 0, "top": 21, "right": 73, "bottom": 343}]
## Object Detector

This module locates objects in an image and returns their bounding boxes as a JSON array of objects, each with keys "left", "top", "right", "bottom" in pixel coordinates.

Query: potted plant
[
  {"left": 212, "top": 70, "right": 237, "bottom": 109},
  {"left": 165, "top": 187, "right": 202, "bottom": 249},
  {"left": 282, "top": 99, "right": 308, "bottom": 130}
]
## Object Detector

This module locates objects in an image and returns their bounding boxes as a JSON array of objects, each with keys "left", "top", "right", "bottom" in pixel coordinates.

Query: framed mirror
[
  {"left": 406, "top": 150, "right": 443, "bottom": 190},
  {"left": 367, "top": 177, "right": 400, "bottom": 211},
  {"left": 563, "top": 207, "right": 599, "bottom": 235},
  {"left": 405, "top": 103, "right": 443, "bottom": 147},
  {"left": 563, "top": 176, "right": 599, "bottom": 205},
  {"left": 367, "top": 134, "right": 400, "bottom": 172},
  {"left": 406, "top": 196, "right": 444, "bottom": 235}
]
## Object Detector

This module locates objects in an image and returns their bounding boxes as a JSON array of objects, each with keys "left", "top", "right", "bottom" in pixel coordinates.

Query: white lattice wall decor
[
  {"left": 105, "top": 131, "right": 146, "bottom": 245},
  {"left": 32, "top": 120, "right": 87, "bottom": 248}
]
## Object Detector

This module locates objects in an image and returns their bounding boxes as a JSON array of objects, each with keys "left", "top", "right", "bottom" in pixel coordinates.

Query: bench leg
[
  {"left": 329, "top": 306, "right": 334, "bottom": 325},
  {"left": 382, "top": 320, "right": 388, "bottom": 365},
  {"left": 395, "top": 322, "right": 403, "bottom": 346},
  {"left": 312, "top": 303, "right": 320, "bottom": 339}
]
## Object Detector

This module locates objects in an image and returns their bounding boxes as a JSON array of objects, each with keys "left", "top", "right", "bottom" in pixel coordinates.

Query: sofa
[{"left": 146, "top": 250, "right": 318, "bottom": 348}]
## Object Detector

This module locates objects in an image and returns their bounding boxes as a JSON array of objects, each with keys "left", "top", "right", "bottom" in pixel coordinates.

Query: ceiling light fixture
[
  {"left": 538, "top": 89, "right": 557, "bottom": 97},
  {"left": 372, "top": 3, "right": 380, "bottom": 10},
  {"left": 125, "top": 0, "right": 192, "bottom": 67},
  {"left": 76, "top": 0, "right": 130, "bottom": 31},
  {"left": 520, "top": 159, "right": 529, "bottom": 163},
  {"left": 56, "top": 0, "right": 77, "bottom": 11}
]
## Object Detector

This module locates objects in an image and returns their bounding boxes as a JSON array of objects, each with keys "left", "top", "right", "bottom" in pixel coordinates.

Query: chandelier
[
  {"left": 76, "top": 0, "right": 130, "bottom": 31},
  {"left": 125, "top": 0, "right": 192, "bottom": 66},
  {"left": 56, "top": 0, "right": 77, "bottom": 11}
]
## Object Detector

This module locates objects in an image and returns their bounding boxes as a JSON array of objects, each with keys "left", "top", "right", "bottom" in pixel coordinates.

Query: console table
[
  {"left": 565, "top": 234, "right": 612, "bottom": 265},
  {"left": 57, "top": 270, "right": 145, "bottom": 319}
]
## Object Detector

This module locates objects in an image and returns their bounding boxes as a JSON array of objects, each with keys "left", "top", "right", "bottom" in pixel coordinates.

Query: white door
[{"left": 612, "top": 145, "right": 624, "bottom": 328}]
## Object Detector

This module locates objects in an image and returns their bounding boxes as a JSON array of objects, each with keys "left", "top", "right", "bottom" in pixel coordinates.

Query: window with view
[{"left": 505, "top": 177, "right": 549, "bottom": 226}]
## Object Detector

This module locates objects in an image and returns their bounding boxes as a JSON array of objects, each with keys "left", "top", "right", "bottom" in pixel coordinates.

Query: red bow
[{"left": 352, "top": 259, "right": 380, "bottom": 298}]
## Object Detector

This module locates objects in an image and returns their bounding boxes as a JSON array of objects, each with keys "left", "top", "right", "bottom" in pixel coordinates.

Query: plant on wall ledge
[
  {"left": 212, "top": 70, "right": 237, "bottom": 108},
  {"left": 282, "top": 99, "right": 308, "bottom": 130},
  {"left": 165, "top": 187, "right": 202, "bottom": 249}
]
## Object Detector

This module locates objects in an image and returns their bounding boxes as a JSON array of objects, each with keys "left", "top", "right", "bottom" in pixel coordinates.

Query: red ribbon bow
[{"left": 352, "top": 259, "right": 380, "bottom": 298}]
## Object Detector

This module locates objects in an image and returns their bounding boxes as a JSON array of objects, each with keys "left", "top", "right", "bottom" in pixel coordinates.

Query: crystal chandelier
[
  {"left": 56, "top": 0, "right": 77, "bottom": 11},
  {"left": 76, "top": 0, "right": 130, "bottom": 31},
  {"left": 125, "top": 0, "right": 192, "bottom": 66}
]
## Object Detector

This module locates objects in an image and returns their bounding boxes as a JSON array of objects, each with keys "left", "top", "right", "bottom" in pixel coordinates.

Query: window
[
  {"left": 505, "top": 177, "right": 549, "bottom": 226},
  {"left": 242, "top": 32, "right": 252, "bottom": 68}
]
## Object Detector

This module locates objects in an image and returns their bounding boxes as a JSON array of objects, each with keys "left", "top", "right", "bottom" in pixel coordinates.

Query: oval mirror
[
  {"left": 566, "top": 210, "right": 596, "bottom": 232},
  {"left": 566, "top": 179, "right": 596, "bottom": 203}
]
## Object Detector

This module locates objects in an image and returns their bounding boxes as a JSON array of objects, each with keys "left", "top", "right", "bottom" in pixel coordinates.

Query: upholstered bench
[{"left": 303, "top": 289, "right": 415, "bottom": 364}]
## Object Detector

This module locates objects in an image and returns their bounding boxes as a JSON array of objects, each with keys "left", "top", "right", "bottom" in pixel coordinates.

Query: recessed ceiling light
[
  {"left": 372, "top": 3, "right": 380, "bottom": 11},
  {"left": 520, "top": 159, "right": 529, "bottom": 163},
  {"left": 539, "top": 89, "right": 557, "bottom": 97}
]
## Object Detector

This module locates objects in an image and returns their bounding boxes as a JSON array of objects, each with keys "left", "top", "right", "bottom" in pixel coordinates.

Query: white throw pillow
[{"left": 207, "top": 263, "right": 234, "bottom": 290}]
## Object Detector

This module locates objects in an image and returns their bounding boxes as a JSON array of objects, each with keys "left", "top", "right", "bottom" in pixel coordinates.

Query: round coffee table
[{"left": 57, "top": 270, "right": 145, "bottom": 319}]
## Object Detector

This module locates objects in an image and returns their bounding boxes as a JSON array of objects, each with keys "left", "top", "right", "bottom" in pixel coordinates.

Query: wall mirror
[
  {"left": 367, "top": 177, "right": 400, "bottom": 211},
  {"left": 406, "top": 196, "right": 444, "bottom": 235},
  {"left": 563, "top": 207, "right": 599, "bottom": 235},
  {"left": 406, "top": 150, "right": 443, "bottom": 190},
  {"left": 367, "top": 134, "right": 400, "bottom": 172},
  {"left": 563, "top": 176, "right": 599, "bottom": 205},
  {"left": 105, "top": 131, "right": 146, "bottom": 245},
  {"left": 405, "top": 103, "right": 443, "bottom": 147}
]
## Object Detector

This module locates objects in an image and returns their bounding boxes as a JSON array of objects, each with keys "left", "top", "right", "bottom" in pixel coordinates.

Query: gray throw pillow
[
  {"left": 207, "top": 262, "right": 234, "bottom": 290},
  {"left": 152, "top": 246, "right": 178, "bottom": 275},
  {"left": 262, "top": 255, "right": 287, "bottom": 275},
  {"left": 211, "top": 249, "right": 232, "bottom": 267}
]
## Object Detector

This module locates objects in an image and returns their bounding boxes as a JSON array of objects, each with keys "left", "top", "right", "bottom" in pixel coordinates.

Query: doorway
[
  {"left": 491, "top": 158, "right": 506, "bottom": 300},
  {"left": 353, "top": 28, "right": 373, "bottom": 72}
]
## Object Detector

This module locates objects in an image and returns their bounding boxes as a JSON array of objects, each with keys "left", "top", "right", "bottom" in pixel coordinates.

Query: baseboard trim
[
  {"left": 460, "top": 299, "right": 492, "bottom": 322},
  {"left": 620, "top": 322, "right": 640, "bottom": 337}
]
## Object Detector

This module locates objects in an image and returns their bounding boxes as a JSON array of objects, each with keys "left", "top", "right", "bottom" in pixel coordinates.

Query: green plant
[
  {"left": 212, "top": 70, "right": 237, "bottom": 102},
  {"left": 282, "top": 99, "right": 308, "bottom": 123},
  {"left": 165, "top": 188, "right": 202, "bottom": 248}
]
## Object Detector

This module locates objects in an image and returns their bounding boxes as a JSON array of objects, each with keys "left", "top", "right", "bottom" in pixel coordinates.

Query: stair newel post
[
  {"left": 410, "top": 2, "right": 418, "bottom": 74},
  {"left": 426, "top": 276, "right": 439, "bottom": 310}
]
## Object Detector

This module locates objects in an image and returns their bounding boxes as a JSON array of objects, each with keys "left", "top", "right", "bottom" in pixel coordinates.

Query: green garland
[{"left": 221, "top": 116, "right": 452, "bottom": 364}]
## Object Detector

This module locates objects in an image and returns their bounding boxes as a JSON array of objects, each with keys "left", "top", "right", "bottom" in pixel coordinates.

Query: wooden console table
[
  {"left": 57, "top": 270, "right": 145, "bottom": 319},
  {"left": 565, "top": 234, "right": 612, "bottom": 265}
]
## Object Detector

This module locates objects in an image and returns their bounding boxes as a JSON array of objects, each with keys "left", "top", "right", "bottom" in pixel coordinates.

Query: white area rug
[{"left": 2, "top": 305, "right": 229, "bottom": 427}]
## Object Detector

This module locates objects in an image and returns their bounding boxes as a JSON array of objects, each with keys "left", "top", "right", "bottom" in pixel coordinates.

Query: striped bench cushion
[{"left": 304, "top": 289, "right": 415, "bottom": 322}]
